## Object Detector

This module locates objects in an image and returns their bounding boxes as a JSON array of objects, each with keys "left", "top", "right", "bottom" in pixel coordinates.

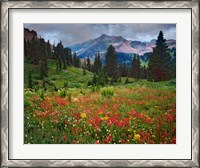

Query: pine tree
[
  {"left": 131, "top": 55, "right": 141, "bottom": 80},
  {"left": 92, "top": 74, "right": 97, "bottom": 85},
  {"left": 140, "top": 65, "right": 148, "bottom": 79},
  {"left": 52, "top": 44, "right": 57, "bottom": 59},
  {"left": 93, "top": 51, "right": 102, "bottom": 74},
  {"left": 56, "top": 41, "right": 64, "bottom": 71},
  {"left": 69, "top": 48, "right": 73, "bottom": 66},
  {"left": 72, "top": 52, "right": 80, "bottom": 68},
  {"left": 105, "top": 45, "right": 118, "bottom": 81},
  {"left": 86, "top": 57, "right": 91, "bottom": 71},
  {"left": 119, "top": 63, "right": 129, "bottom": 77},
  {"left": 148, "top": 31, "right": 172, "bottom": 81},
  {"left": 64, "top": 48, "right": 71, "bottom": 66},
  {"left": 24, "top": 39, "right": 28, "bottom": 57},
  {"left": 29, "top": 37, "right": 40, "bottom": 65},
  {"left": 46, "top": 40, "right": 52, "bottom": 59},
  {"left": 83, "top": 60, "right": 87, "bottom": 75},
  {"left": 39, "top": 38, "right": 48, "bottom": 78}
]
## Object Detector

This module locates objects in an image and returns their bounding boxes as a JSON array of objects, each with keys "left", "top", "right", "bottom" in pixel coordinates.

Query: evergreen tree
[
  {"left": 73, "top": 52, "right": 81, "bottom": 68},
  {"left": 83, "top": 60, "right": 87, "bottom": 75},
  {"left": 29, "top": 37, "right": 40, "bottom": 65},
  {"left": 93, "top": 51, "right": 102, "bottom": 74},
  {"left": 105, "top": 45, "right": 118, "bottom": 81},
  {"left": 64, "top": 48, "right": 70, "bottom": 65},
  {"left": 46, "top": 40, "right": 52, "bottom": 59},
  {"left": 124, "top": 77, "right": 129, "bottom": 84},
  {"left": 131, "top": 55, "right": 141, "bottom": 80},
  {"left": 148, "top": 31, "right": 171, "bottom": 81},
  {"left": 56, "top": 41, "right": 64, "bottom": 71},
  {"left": 24, "top": 39, "right": 28, "bottom": 57},
  {"left": 92, "top": 74, "right": 97, "bottom": 85},
  {"left": 140, "top": 65, "right": 148, "bottom": 79},
  {"left": 52, "top": 44, "right": 57, "bottom": 59},
  {"left": 39, "top": 38, "right": 48, "bottom": 78},
  {"left": 69, "top": 48, "right": 73, "bottom": 66},
  {"left": 119, "top": 63, "right": 129, "bottom": 77},
  {"left": 86, "top": 56, "right": 91, "bottom": 71}
]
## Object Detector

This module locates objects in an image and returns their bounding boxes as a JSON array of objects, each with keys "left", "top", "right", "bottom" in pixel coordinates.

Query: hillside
[{"left": 24, "top": 58, "right": 94, "bottom": 89}]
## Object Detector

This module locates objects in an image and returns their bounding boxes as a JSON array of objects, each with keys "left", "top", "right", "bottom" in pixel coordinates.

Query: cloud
[{"left": 24, "top": 24, "right": 176, "bottom": 47}]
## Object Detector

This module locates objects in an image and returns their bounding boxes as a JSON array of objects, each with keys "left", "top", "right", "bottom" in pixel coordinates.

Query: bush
[
  {"left": 124, "top": 77, "right": 129, "bottom": 84},
  {"left": 91, "top": 85, "right": 100, "bottom": 92},
  {"left": 39, "top": 91, "right": 44, "bottom": 100},
  {"left": 59, "top": 89, "right": 66, "bottom": 98},
  {"left": 68, "top": 93, "right": 72, "bottom": 102},
  {"left": 87, "top": 81, "right": 92, "bottom": 86},
  {"left": 51, "top": 77, "right": 57, "bottom": 81},
  {"left": 64, "top": 81, "right": 68, "bottom": 88},
  {"left": 101, "top": 87, "right": 114, "bottom": 98},
  {"left": 69, "top": 83, "right": 82, "bottom": 88}
]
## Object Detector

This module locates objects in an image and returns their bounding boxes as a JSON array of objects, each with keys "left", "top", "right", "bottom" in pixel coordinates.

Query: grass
[
  {"left": 24, "top": 59, "right": 94, "bottom": 89},
  {"left": 24, "top": 58, "right": 176, "bottom": 144},
  {"left": 24, "top": 82, "right": 176, "bottom": 144}
]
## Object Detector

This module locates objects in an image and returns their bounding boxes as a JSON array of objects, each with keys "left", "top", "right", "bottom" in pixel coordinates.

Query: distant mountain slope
[
  {"left": 24, "top": 28, "right": 37, "bottom": 41},
  {"left": 70, "top": 34, "right": 176, "bottom": 59}
]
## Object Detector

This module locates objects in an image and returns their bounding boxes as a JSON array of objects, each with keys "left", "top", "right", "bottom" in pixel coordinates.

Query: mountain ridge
[{"left": 70, "top": 34, "right": 176, "bottom": 59}]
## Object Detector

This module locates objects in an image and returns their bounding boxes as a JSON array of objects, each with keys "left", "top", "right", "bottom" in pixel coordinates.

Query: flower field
[{"left": 24, "top": 82, "right": 176, "bottom": 144}]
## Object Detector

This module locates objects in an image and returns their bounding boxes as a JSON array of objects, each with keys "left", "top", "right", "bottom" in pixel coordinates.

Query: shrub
[
  {"left": 124, "top": 77, "right": 129, "bottom": 84},
  {"left": 64, "top": 81, "right": 68, "bottom": 88},
  {"left": 68, "top": 93, "right": 72, "bottom": 102},
  {"left": 91, "top": 85, "right": 100, "bottom": 92},
  {"left": 101, "top": 87, "right": 114, "bottom": 98},
  {"left": 39, "top": 91, "right": 44, "bottom": 100},
  {"left": 70, "top": 83, "right": 82, "bottom": 88},
  {"left": 87, "top": 81, "right": 92, "bottom": 86},
  {"left": 59, "top": 89, "right": 66, "bottom": 98}
]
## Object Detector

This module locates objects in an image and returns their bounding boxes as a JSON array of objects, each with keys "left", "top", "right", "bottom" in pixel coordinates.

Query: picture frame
[{"left": 1, "top": 0, "right": 199, "bottom": 167}]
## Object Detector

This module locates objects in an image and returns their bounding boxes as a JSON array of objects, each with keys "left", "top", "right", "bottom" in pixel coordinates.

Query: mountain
[
  {"left": 70, "top": 34, "right": 176, "bottom": 60},
  {"left": 24, "top": 28, "right": 37, "bottom": 41}
]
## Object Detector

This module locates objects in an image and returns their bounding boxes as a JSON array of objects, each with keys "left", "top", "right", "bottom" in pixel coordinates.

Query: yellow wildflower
[
  {"left": 134, "top": 134, "right": 140, "bottom": 141},
  {"left": 80, "top": 113, "right": 87, "bottom": 118},
  {"left": 101, "top": 115, "right": 109, "bottom": 121}
]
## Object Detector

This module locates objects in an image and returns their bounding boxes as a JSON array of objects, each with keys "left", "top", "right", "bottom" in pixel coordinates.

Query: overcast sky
[{"left": 24, "top": 24, "right": 176, "bottom": 47}]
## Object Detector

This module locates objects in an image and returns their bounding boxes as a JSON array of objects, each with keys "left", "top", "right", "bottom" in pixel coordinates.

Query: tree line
[
  {"left": 85, "top": 30, "right": 175, "bottom": 85},
  {"left": 24, "top": 38, "right": 81, "bottom": 78},
  {"left": 25, "top": 30, "right": 176, "bottom": 89}
]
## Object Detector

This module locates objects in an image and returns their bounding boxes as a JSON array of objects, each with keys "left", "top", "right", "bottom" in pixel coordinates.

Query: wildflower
[
  {"left": 134, "top": 134, "right": 140, "bottom": 141},
  {"left": 95, "top": 140, "right": 100, "bottom": 144},
  {"left": 73, "top": 98, "right": 78, "bottom": 102},
  {"left": 80, "top": 112, "right": 87, "bottom": 119},
  {"left": 100, "top": 115, "right": 109, "bottom": 121},
  {"left": 63, "top": 136, "right": 66, "bottom": 141}
]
